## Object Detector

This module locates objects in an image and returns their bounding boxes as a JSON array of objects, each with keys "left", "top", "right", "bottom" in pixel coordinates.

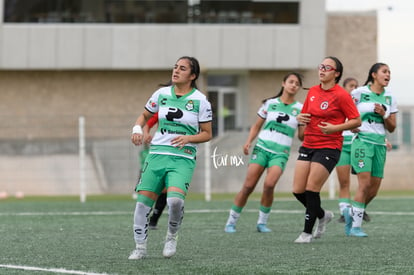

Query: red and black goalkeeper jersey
[{"left": 301, "top": 84, "right": 359, "bottom": 150}]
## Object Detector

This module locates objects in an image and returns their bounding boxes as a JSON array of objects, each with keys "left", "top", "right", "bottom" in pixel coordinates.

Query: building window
[
  {"left": 208, "top": 75, "right": 240, "bottom": 137},
  {"left": 191, "top": 1, "right": 299, "bottom": 24},
  {"left": 4, "top": 0, "right": 299, "bottom": 24}
]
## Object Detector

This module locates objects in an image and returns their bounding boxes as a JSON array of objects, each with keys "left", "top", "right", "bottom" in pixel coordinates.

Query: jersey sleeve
[
  {"left": 351, "top": 88, "right": 362, "bottom": 105},
  {"left": 300, "top": 89, "right": 312, "bottom": 113},
  {"left": 390, "top": 94, "right": 398, "bottom": 114},
  {"left": 145, "top": 89, "right": 161, "bottom": 113},
  {"left": 199, "top": 98, "right": 213, "bottom": 123},
  {"left": 257, "top": 101, "right": 269, "bottom": 119},
  {"left": 342, "top": 91, "right": 360, "bottom": 119}
]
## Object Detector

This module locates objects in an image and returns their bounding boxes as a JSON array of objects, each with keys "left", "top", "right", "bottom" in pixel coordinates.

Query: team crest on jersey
[
  {"left": 185, "top": 100, "right": 194, "bottom": 111},
  {"left": 320, "top": 101, "right": 329, "bottom": 110},
  {"left": 251, "top": 154, "right": 257, "bottom": 160},
  {"left": 358, "top": 159, "right": 365, "bottom": 169},
  {"left": 292, "top": 108, "right": 299, "bottom": 116},
  {"left": 385, "top": 96, "right": 391, "bottom": 105}
]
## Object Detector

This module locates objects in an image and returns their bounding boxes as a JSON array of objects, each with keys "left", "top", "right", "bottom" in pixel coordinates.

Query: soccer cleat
[
  {"left": 313, "top": 210, "right": 334, "bottom": 238},
  {"left": 349, "top": 227, "right": 368, "bottom": 237},
  {"left": 294, "top": 232, "right": 313, "bottom": 243},
  {"left": 343, "top": 207, "right": 352, "bottom": 236},
  {"left": 224, "top": 224, "right": 236, "bottom": 233},
  {"left": 337, "top": 215, "right": 345, "bottom": 223},
  {"left": 163, "top": 233, "right": 178, "bottom": 258},
  {"left": 256, "top": 224, "right": 272, "bottom": 233},
  {"left": 128, "top": 243, "right": 147, "bottom": 260},
  {"left": 363, "top": 211, "right": 371, "bottom": 222}
]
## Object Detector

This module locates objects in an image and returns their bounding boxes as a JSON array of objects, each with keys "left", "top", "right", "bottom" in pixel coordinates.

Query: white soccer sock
[
  {"left": 167, "top": 197, "right": 184, "bottom": 235},
  {"left": 257, "top": 210, "right": 270, "bottom": 225},
  {"left": 226, "top": 209, "right": 241, "bottom": 226},
  {"left": 133, "top": 202, "right": 152, "bottom": 244},
  {"left": 351, "top": 206, "right": 365, "bottom": 228}
]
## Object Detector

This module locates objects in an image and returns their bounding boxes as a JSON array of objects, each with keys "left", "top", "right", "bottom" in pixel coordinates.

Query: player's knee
[{"left": 167, "top": 196, "right": 184, "bottom": 210}]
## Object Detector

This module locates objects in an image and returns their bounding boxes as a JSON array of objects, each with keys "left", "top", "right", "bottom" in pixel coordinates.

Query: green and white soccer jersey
[
  {"left": 145, "top": 86, "right": 212, "bottom": 159},
  {"left": 351, "top": 85, "right": 398, "bottom": 144},
  {"left": 256, "top": 98, "right": 302, "bottom": 155}
]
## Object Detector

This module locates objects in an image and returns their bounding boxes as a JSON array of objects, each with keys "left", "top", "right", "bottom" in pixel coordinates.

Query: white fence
[{"left": 1, "top": 112, "right": 413, "bottom": 200}]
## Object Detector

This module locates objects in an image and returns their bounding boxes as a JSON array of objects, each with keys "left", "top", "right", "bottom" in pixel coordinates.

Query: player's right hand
[
  {"left": 131, "top": 133, "right": 143, "bottom": 146},
  {"left": 243, "top": 143, "right": 251, "bottom": 155}
]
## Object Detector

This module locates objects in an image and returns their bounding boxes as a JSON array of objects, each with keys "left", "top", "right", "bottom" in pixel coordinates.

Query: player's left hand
[
  {"left": 318, "top": 122, "right": 335, "bottom": 135},
  {"left": 374, "top": 103, "right": 386, "bottom": 117},
  {"left": 171, "top": 135, "right": 191, "bottom": 149}
]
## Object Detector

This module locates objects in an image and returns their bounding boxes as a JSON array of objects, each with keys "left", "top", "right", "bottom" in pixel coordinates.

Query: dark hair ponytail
[
  {"left": 262, "top": 72, "right": 303, "bottom": 103},
  {"left": 363, "top": 63, "right": 387, "bottom": 86},
  {"left": 325, "top": 56, "right": 343, "bottom": 84}
]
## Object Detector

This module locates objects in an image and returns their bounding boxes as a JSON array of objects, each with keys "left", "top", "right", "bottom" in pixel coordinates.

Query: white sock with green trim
[
  {"left": 257, "top": 210, "right": 270, "bottom": 225},
  {"left": 351, "top": 205, "right": 365, "bottom": 228},
  {"left": 226, "top": 209, "right": 241, "bottom": 226},
  {"left": 339, "top": 202, "right": 350, "bottom": 214},
  {"left": 257, "top": 205, "right": 271, "bottom": 225}
]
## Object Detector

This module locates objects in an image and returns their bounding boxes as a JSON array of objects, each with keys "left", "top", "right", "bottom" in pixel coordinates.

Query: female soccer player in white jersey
[
  {"left": 224, "top": 72, "right": 305, "bottom": 233},
  {"left": 336, "top": 77, "right": 359, "bottom": 222},
  {"left": 128, "top": 56, "right": 213, "bottom": 259},
  {"left": 343, "top": 63, "right": 398, "bottom": 237}
]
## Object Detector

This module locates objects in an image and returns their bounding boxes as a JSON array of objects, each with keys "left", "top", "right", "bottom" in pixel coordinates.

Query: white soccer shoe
[
  {"left": 313, "top": 210, "right": 334, "bottom": 238},
  {"left": 163, "top": 232, "right": 178, "bottom": 258},
  {"left": 128, "top": 243, "right": 147, "bottom": 260},
  {"left": 294, "top": 232, "right": 313, "bottom": 243}
]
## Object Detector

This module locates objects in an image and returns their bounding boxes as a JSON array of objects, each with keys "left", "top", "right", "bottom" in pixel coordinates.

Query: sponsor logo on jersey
[
  {"left": 276, "top": 113, "right": 289, "bottom": 123},
  {"left": 149, "top": 100, "right": 157, "bottom": 108},
  {"left": 166, "top": 107, "right": 184, "bottom": 121},
  {"left": 160, "top": 128, "right": 186, "bottom": 135}
]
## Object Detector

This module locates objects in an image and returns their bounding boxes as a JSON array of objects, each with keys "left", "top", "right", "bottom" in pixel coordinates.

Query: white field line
[
  {"left": 1, "top": 209, "right": 414, "bottom": 216},
  {"left": 0, "top": 264, "right": 112, "bottom": 275}
]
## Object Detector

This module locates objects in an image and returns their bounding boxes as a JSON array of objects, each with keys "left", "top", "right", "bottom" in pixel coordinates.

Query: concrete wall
[
  {"left": 0, "top": 1, "right": 325, "bottom": 70},
  {"left": 326, "top": 11, "right": 378, "bottom": 84},
  {"left": 0, "top": 0, "right": 325, "bottom": 70}
]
